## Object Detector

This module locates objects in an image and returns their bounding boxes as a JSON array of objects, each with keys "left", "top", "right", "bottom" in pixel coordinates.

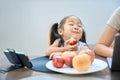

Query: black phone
[
  {"left": 0, "top": 48, "right": 32, "bottom": 72},
  {"left": 4, "top": 49, "right": 22, "bottom": 66}
]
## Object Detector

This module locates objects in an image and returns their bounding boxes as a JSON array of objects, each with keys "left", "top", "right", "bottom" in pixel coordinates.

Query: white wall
[{"left": 0, "top": 0, "right": 120, "bottom": 55}]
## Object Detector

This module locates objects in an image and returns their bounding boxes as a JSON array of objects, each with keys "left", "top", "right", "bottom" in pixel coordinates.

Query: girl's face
[{"left": 60, "top": 16, "right": 83, "bottom": 41}]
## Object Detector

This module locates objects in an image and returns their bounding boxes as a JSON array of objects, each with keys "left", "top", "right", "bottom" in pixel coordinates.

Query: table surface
[{"left": 0, "top": 52, "right": 120, "bottom": 80}]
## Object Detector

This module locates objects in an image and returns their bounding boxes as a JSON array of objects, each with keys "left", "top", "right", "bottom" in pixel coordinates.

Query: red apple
[
  {"left": 52, "top": 55, "right": 65, "bottom": 68},
  {"left": 64, "top": 54, "right": 74, "bottom": 67},
  {"left": 67, "top": 37, "right": 78, "bottom": 45},
  {"left": 62, "top": 51, "right": 76, "bottom": 67},
  {"left": 62, "top": 51, "right": 76, "bottom": 59}
]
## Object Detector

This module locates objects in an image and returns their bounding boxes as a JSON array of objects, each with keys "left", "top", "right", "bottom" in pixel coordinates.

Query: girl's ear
[{"left": 58, "top": 28, "right": 63, "bottom": 35}]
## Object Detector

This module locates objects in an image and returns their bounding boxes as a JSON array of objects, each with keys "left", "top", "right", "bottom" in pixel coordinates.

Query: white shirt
[
  {"left": 107, "top": 7, "right": 120, "bottom": 31},
  {"left": 78, "top": 41, "right": 87, "bottom": 50}
]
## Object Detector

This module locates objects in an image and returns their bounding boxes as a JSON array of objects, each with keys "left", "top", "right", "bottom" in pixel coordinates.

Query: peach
[
  {"left": 79, "top": 50, "right": 95, "bottom": 64},
  {"left": 72, "top": 53, "right": 91, "bottom": 71},
  {"left": 67, "top": 37, "right": 78, "bottom": 45}
]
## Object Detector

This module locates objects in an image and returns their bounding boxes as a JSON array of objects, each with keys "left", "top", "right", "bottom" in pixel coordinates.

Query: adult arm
[{"left": 94, "top": 25, "right": 118, "bottom": 57}]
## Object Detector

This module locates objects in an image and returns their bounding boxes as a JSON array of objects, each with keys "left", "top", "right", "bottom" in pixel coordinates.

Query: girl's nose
[{"left": 74, "top": 26, "right": 79, "bottom": 30}]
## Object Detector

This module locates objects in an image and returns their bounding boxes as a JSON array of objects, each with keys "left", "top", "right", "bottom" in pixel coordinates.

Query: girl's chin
[{"left": 71, "top": 36, "right": 80, "bottom": 40}]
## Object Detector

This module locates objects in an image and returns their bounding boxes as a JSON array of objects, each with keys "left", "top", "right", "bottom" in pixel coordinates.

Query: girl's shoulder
[
  {"left": 55, "top": 38, "right": 64, "bottom": 47},
  {"left": 78, "top": 41, "right": 87, "bottom": 50},
  {"left": 50, "top": 39, "right": 61, "bottom": 47},
  {"left": 54, "top": 38, "right": 61, "bottom": 42},
  {"left": 78, "top": 41, "right": 87, "bottom": 45}
]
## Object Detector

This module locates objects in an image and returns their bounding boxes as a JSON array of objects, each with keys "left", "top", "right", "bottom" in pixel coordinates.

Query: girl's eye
[
  {"left": 78, "top": 24, "right": 82, "bottom": 27},
  {"left": 69, "top": 24, "right": 74, "bottom": 26}
]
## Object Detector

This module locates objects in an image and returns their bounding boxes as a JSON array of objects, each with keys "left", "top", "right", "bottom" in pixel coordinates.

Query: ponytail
[
  {"left": 49, "top": 23, "right": 60, "bottom": 45},
  {"left": 80, "top": 29, "right": 86, "bottom": 43}
]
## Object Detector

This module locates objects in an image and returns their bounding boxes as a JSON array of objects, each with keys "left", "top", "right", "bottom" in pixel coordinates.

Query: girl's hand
[
  {"left": 65, "top": 43, "right": 78, "bottom": 51},
  {"left": 66, "top": 37, "right": 78, "bottom": 45},
  {"left": 49, "top": 52, "right": 62, "bottom": 59},
  {"left": 65, "top": 38, "right": 78, "bottom": 51}
]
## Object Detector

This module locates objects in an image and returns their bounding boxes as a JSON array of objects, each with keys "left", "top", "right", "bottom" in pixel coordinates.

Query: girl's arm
[
  {"left": 81, "top": 45, "right": 90, "bottom": 51},
  {"left": 46, "top": 39, "right": 79, "bottom": 57},
  {"left": 46, "top": 39, "right": 68, "bottom": 56},
  {"left": 73, "top": 45, "right": 92, "bottom": 55}
]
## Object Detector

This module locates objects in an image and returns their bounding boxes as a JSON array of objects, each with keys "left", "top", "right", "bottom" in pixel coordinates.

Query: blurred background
[{"left": 0, "top": 0, "right": 120, "bottom": 56}]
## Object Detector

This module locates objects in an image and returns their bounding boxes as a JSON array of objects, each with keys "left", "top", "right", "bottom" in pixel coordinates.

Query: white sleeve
[{"left": 78, "top": 41, "right": 87, "bottom": 50}]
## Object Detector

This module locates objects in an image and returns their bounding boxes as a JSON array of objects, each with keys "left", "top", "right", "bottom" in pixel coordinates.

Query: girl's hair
[{"left": 49, "top": 16, "right": 86, "bottom": 46}]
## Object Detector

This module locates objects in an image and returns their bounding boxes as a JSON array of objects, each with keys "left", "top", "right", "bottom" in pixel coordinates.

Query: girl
[{"left": 46, "top": 15, "right": 93, "bottom": 59}]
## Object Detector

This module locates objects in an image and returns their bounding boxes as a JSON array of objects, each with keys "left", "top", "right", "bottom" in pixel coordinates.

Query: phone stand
[
  {"left": 0, "top": 64, "right": 23, "bottom": 72},
  {"left": 0, "top": 48, "right": 32, "bottom": 72}
]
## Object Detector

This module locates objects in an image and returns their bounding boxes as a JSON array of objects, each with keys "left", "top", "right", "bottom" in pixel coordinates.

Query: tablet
[{"left": 107, "top": 33, "right": 120, "bottom": 71}]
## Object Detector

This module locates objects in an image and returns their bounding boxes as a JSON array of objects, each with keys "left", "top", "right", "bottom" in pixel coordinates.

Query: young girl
[{"left": 46, "top": 15, "right": 93, "bottom": 59}]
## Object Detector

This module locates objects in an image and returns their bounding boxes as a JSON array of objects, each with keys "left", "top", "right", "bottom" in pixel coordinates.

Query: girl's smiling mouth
[{"left": 72, "top": 30, "right": 80, "bottom": 34}]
